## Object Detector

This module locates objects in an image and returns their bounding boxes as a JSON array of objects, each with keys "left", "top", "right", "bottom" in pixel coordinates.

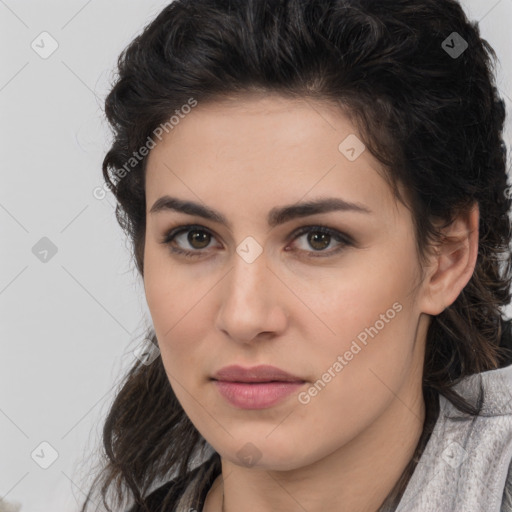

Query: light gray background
[{"left": 1, "top": 1, "right": 511, "bottom": 511}]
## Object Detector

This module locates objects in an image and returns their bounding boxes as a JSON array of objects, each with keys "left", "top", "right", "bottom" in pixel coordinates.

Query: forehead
[
  {"left": 148, "top": 93, "right": 353, "bottom": 159},
  {"left": 144, "top": 93, "right": 400, "bottom": 220}
]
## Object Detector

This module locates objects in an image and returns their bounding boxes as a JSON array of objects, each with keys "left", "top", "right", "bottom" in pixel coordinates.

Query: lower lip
[{"left": 213, "top": 380, "right": 305, "bottom": 409}]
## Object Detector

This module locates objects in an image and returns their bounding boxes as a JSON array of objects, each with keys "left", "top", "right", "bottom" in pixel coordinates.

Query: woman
[{"left": 80, "top": 0, "right": 512, "bottom": 511}]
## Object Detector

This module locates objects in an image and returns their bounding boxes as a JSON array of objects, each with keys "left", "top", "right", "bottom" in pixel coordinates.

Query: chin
[{"left": 212, "top": 433, "right": 310, "bottom": 471}]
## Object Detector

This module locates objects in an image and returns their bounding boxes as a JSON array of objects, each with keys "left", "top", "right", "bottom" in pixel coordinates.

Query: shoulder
[
  {"left": 444, "top": 363, "right": 512, "bottom": 511},
  {"left": 396, "top": 363, "right": 512, "bottom": 511},
  {"left": 447, "top": 361, "right": 512, "bottom": 419}
]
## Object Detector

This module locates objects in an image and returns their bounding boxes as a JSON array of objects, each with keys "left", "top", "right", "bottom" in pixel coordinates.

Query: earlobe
[{"left": 420, "top": 202, "right": 479, "bottom": 316}]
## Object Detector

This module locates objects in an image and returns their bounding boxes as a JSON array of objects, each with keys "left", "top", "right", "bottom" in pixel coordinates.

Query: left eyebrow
[{"left": 149, "top": 195, "right": 373, "bottom": 230}]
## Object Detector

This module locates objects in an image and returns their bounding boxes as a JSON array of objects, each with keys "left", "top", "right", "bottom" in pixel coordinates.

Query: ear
[{"left": 419, "top": 202, "right": 479, "bottom": 316}]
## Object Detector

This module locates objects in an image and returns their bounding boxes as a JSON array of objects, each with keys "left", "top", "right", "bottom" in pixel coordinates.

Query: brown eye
[
  {"left": 187, "top": 229, "right": 211, "bottom": 249},
  {"left": 307, "top": 231, "right": 332, "bottom": 251},
  {"left": 288, "top": 225, "right": 353, "bottom": 257},
  {"left": 160, "top": 225, "right": 219, "bottom": 258}
]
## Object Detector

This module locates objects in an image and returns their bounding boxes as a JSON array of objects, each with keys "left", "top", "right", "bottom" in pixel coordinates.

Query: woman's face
[{"left": 143, "top": 93, "right": 430, "bottom": 470}]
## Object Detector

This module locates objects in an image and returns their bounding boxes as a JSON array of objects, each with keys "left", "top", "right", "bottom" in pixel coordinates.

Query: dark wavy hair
[{"left": 79, "top": 0, "right": 512, "bottom": 511}]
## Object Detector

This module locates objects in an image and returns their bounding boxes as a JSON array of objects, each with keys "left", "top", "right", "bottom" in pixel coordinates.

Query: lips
[{"left": 211, "top": 364, "right": 305, "bottom": 383}]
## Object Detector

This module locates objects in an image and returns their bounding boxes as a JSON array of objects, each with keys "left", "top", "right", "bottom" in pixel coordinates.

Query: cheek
[
  {"left": 144, "top": 245, "right": 191, "bottom": 318},
  {"left": 288, "top": 294, "right": 415, "bottom": 467},
  {"left": 304, "top": 255, "right": 414, "bottom": 353},
  {"left": 304, "top": 248, "right": 419, "bottom": 405},
  {"left": 328, "top": 236, "right": 417, "bottom": 333},
  {"left": 143, "top": 249, "right": 207, "bottom": 362}
]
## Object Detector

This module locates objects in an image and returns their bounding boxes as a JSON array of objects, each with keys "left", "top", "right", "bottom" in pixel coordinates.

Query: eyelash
[{"left": 159, "top": 224, "right": 354, "bottom": 259}]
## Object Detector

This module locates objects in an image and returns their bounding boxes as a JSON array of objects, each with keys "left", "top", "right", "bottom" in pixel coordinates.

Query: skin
[{"left": 143, "top": 92, "right": 479, "bottom": 512}]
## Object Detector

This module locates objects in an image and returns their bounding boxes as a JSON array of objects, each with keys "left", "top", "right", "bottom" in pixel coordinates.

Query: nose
[{"left": 214, "top": 248, "right": 289, "bottom": 344}]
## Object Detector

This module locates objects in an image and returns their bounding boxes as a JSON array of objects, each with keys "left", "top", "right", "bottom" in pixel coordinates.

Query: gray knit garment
[{"left": 394, "top": 363, "right": 512, "bottom": 512}]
